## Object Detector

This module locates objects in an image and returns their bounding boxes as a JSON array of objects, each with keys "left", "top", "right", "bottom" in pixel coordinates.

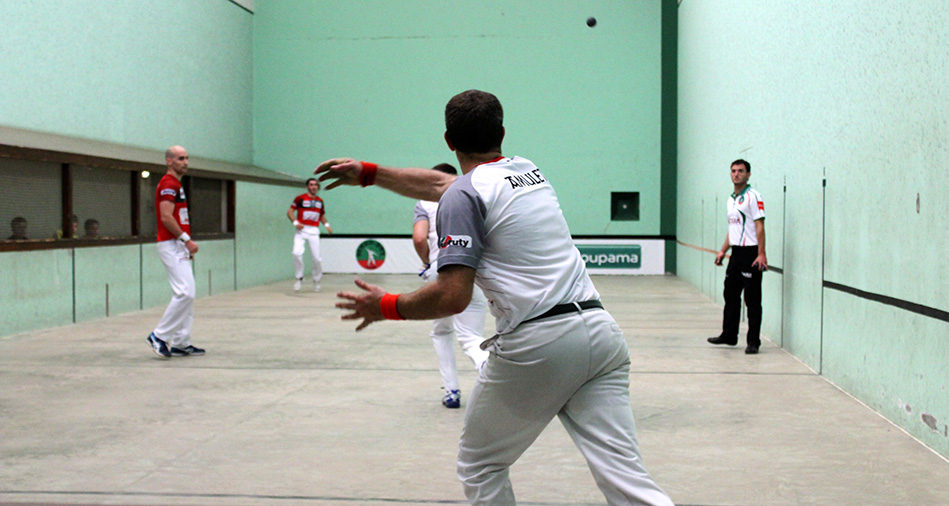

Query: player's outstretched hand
[
  {"left": 315, "top": 158, "right": 362, "bottom": 190},
  {"left": 336, "top": 278, "right": 386, "bottom": 331}
]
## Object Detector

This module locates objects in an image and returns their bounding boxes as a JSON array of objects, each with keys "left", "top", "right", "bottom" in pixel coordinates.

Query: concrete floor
[{"left": 1, "top": 274, "right": 947, "bottom": 506}]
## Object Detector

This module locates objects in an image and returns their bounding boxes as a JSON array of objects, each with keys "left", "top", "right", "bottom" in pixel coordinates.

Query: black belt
[{"left": 522, "top": 300, "right": 604, "bottom": 324}]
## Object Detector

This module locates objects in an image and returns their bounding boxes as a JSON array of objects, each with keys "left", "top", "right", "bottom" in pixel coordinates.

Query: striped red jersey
[{"left": 290, "top": 194, "right": 326, "bottom": 227}]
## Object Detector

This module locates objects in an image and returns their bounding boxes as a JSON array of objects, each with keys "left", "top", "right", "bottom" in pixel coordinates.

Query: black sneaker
[
  {"left": 707, "top": 336, "right": 738, "bottom": 346},
  {"left": 147, "top": 333, "right": 171, "bottom": 358},
  {"left": 170, "top": 345, "right": 205, "bottom": 357}
]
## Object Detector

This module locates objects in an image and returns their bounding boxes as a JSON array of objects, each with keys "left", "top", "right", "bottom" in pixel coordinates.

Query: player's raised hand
[
  {"left": 315, "top": 158, "right": 362, "bottom": 190},
  {"left": 336, "top": 278, "right": 386, "bottom": 331}
]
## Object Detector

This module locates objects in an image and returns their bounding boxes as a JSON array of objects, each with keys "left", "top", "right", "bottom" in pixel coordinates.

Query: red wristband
[
  {"left": 359, "top": 162, "right": 378, "bottom": 187},
  {"left": 380, "top": 293, "right": 404, "bottom": 320}
]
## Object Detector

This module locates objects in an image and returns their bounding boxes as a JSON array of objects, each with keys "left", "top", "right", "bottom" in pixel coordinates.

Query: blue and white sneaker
[
  {"left": 147, "top": 333, "right": 171, "bottom": 358},
  {"left": 442, "top": 389, "right": 461, "bottom": 409},
  {"left": 170, "top": 345, "right": 205, "bottom": 357}
]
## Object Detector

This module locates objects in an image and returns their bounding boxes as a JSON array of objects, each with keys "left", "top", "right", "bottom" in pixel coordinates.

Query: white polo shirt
[
  {"left": 435, "top": 156, "right": 599, "bottom": 334},
  {"left": 727, "top": 185, "right": 765, "bottom": 246}
]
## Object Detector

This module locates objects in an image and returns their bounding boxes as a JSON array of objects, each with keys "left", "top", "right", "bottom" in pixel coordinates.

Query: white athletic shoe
[
  {"left": 313, "top": 282, "right": 321, "bottom": 292},
  {"left": 442, "top": 389, "right": 461, "bottom": 409},
  {"left": 293, "top": 279, "right": 302, "bottom": 291}
]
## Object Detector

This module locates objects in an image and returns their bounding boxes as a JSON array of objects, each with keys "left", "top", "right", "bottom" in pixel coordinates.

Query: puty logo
[{"left": 438, "top": 234, "right": 472, "bottom": 249}]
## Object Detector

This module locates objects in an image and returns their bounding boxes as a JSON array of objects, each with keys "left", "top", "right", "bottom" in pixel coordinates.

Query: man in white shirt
[
  {"left": 315, "top": 90, "right": 673, "bottom": 506},
  {"left": 413, "top": 163, "right": 489, "bottom": 409},
  {"left": 708, "top": 159, "right": 768, "bottom": 354}
]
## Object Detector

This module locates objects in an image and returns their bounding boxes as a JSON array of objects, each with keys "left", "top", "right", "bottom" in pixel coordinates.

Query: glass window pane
[
  {"left": 188, "top": 177, "right": 225, "bottom": 234},
  {"left": 139, "top": 171, "right": 161, "bottom": 238},
  {"left": 73, "top": 165, "right": 132, "bottom": 238},
  {"left": 0, "top": 159, "right": 62, "bottom": 241}
]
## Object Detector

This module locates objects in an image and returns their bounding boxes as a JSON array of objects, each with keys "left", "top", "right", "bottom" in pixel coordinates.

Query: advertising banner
[
  {"left": 573, "top": 239, "right": 665, "bottom": 275},
  {"left": 321, "top": 238, "right": 423, "bottom": 274},
  {"left": 321, "top": 238, "right": 665, "bottom": 275}
]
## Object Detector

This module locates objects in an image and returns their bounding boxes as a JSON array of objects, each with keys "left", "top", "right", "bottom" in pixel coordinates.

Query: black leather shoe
[
  {"left": 745, "top": 345, "right": 759, "bottom": 354},
  {"left": 707, "top": 336, "right": 738, "bottom": 346}
]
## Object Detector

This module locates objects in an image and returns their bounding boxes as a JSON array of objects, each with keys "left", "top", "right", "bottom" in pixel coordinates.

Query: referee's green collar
[{"left": 731, "top": 184, "right": 752, "bottom": 199}]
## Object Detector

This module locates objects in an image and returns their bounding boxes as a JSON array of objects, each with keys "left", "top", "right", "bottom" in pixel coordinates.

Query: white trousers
[
  {"left": 292, "top": 226, "right": 322, "bottom": 282},
  {"left": 457, "top": 309, "right": 673, "bottom": 506},
  {"left": 431, "top": 284, "right": 490, "bottom": 391},
  {"left": 153, "top": 240, "right": 195, "bottom": 348}
]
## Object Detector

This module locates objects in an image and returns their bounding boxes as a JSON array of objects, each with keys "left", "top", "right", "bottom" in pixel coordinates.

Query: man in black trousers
[{"left": 708, "top": 159, "right": 768, "bottom": 354}]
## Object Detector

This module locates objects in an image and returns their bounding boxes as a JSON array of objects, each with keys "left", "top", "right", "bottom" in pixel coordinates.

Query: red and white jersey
[
  {"left": 727, "top": 185, "right": 765, "bottom": 246},
  {"left": 156, "top": 174, "right": 190, "bottom": 242},
  {"left": 290, "top": 194, "right": 326, "bottom": 227}
]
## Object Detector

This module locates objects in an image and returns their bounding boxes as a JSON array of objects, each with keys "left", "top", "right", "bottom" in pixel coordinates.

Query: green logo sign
[
  {"left": 356, "top": 240, "right": 386, "bottom": 270},
  {"left": 578, "top": 245, "right": 642, "bottom": 269}
]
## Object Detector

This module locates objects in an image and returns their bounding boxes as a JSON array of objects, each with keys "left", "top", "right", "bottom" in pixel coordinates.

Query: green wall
[
  {"left": 0, "top": 0, "right": 282, "bottom": 337},
  {"left": 252, "top": 0, "right": 665, "bottom": 237},
  {"left": 1, "top": 0, "right": 670, "bottom": 331},
  {"left": 0, "top": 250, "right": 74, "bottom": 336},
  {"left": 74, "top": 245, "right": 142, "bottom": 322},
  {"left": 235, "top": 181, "right": 299, "bottom": 288},
  {"left": 194, "top": 239, "right": 238, "bottom": 297},
  {"left": 0, "top": 0, "right": 254, "bottom": 163},
  {"left": 0, "top": 240, "right": 237, "bottom": 337},
  {"left": 675, "top": 0, "right": 949, "bottom": 456}
]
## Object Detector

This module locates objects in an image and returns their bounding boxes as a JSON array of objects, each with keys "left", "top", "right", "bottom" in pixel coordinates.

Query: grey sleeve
[
  {"left": 413, "top": 201, "right": 430, "bottom": 224},
  {"left": 434, "top": 178, "right": 485, "bottom": 271}
]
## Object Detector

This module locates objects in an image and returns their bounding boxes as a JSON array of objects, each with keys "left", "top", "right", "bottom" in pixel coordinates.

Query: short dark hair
[
  {"left": 431, "top": 163, "right": 457, "bottom": 175},
  {"left": 305, "top": 178, "right": 319, "bottom": 186},
  {"left": 445, "top": 90, "right": 504, "bottom": 154},
  {"left": 11, "top": 216, "right": 26, "bottom": 226},
  {"left": 84, "top": 218, "right": 99, "bottom": 229},
  {"left": 731, "top": 159, "right": 751, "bottom": 173}
]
